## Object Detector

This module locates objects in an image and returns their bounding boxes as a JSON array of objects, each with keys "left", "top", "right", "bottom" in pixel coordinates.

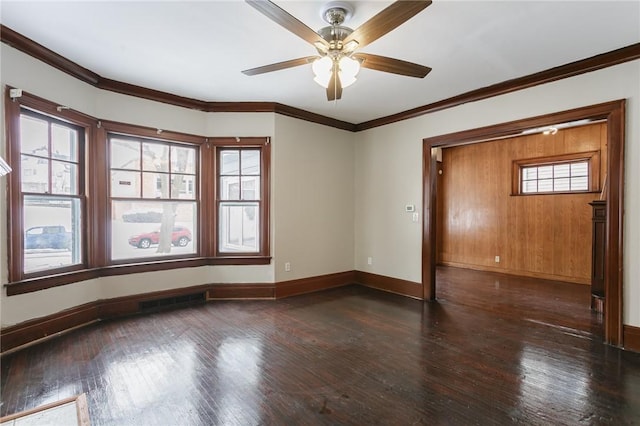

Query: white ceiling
[{"left": 1, "top": 1, "right": 639, "bottom": 124}]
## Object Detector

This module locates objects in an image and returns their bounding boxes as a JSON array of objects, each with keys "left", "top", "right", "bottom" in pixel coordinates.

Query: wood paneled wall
[{"left": 437, "top": 123, "right": 607, "bottom": 284}]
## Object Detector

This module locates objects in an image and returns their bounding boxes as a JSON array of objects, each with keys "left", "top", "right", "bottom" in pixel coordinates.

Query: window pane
[
  {"left": 221, "top": 176, "right": 240, "bottom": 200},
  {"left": 519, "top": 158, "right": 592, "bottom": 195},
  {"left": 51, "top": 160, "right": 78, "bottom": 195},
  {"left": 538, "top": 166, "right": 553, "bottom": 180},
  {"left": 51, "top": 124, "right": 78, "bottom": 162},
  {"left": 241, "top": 176, "right": 260, "bottom": 200},
  {"left": 142, "top": 142, "right": 170, "bottom": 172},
  {"left": 111, "top": 138, "right": 140, "bottom": 170},
  {"left": 554, "top": 163, "right": 570, "bottom": 178},
  {"left": 220, "top": 150, "right": 239, "bottom": 175},
  {"left": 20, "top": 115, "right": 49, "bottom": 157},
  {"left": 23, "top": 195, "right": 82, "bottom": 274},
  {"left": 21, "top": 155, "right": 48, "bottom": 193},
  {"left": 112, "top": 200, "right": 197, "bottom": 260},
  {"left": 522, "top": 167, "right": 537, "bottom": 181},
  {"left": 241, "top": 150, "right": 260, "bottom": 175},
  {"left": 143, "top": 172, "right": 169, "bottom": 198},
  {"left": 571, "top": 176, "right": 589, "bottom": 191},
  {"left": 111, "top": 170, "right": 141, "bottom": 198},
  {"left": 171, "top": 146, "right": 196, "bottom": 174},
  {"left": 171, "top": 174, "right": 196, "bottom": 200},
  {"left": 522, "top": 180, "right": 537, "bottom": 193},
  {"left": 219, "top": 202, "right": 259, "bottom": 253},
  {"left": 571, "top": 162, "right": 588, "bottom": 177},
  {"left": 110, "top": 135, "right": 200, "bottom": 262},
  {"left": 538, "top": 179, "right": 553, "bottom": 192},
  {"left": 554, "top": 178, "right": 570, "bottom": 191}
]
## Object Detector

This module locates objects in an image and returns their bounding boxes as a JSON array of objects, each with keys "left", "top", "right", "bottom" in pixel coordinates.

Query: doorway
[{"left": 422, "top": 100, "right": 625, "bottom": 346}]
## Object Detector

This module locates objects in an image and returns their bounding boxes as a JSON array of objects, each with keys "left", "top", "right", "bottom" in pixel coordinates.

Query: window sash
[
  {"left": 521, "top": 160, "right": 590, "bottom": 194},
  {"left": 108, "top": 134, "right": 199, "bottom": 262},
  {"left": 214, "top": 144, "right": 269, "bottom": 256},
  {"left": 512, "top": 151, "right": 600, "bottom": 195},
  {"left": 16, "top": 108, "right": 86, "bottom": 278}
]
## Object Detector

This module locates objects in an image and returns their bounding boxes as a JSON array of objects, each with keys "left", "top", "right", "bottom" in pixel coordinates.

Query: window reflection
[
  {"left": 215, "top": 338, "right": 264, "bottom": 424},
  {"left": 519, "top": 346, "right": 590, "bottom": 412},
  {"left": 105, "top": 343, "right": 196, "bottom": 411}
]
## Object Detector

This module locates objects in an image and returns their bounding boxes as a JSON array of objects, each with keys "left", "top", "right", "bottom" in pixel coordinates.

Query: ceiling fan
[{"left": 242, "top": 0, "right": 433, "bottom": 101}]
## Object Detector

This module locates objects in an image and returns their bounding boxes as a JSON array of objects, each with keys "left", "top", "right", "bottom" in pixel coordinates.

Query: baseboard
[
  {"left": 97, "top": 284, "right": 215, "bottom": 319},
  {"left": 624, "top": 325, "right": 640, "bottom": 353},
  {"left": 208, "top": 283, "right": 275, "bottom": 300},
  {"left": 275, "top": 271, "right": 356, "bottom": 298},
  {"left": 0, "top": 303, "right": 99, "bottom": 353},
  {"left": 3, "top": 271, "right": 638, "bottom": 355},
  {"left": 0, "top": 273, "right": 354, "bottom": 354},
  {"left": 354, "top": 271, "right": 423, "bottom": 299},
  {"left": 438, "top": 261, "right": 590, "bottom": 285}
]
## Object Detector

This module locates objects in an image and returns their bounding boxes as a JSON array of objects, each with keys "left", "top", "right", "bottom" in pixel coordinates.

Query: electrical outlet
[
  {"left": 284, "top": 262, "right": 291, "bottom": 272},
  {"left": 367, "top": 257, "right": 373, "bottom": 265},
  {"left": 495, "top": 256, "right": 500, "bottom": 263}
]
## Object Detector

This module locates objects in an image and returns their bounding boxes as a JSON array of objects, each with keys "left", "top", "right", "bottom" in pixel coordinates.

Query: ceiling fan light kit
[
  {"left": 312, "top": 55, "right": 360, "bottom": 89},
  {"left": 244, "top": 0, "right": 432, "bottom": 101}
]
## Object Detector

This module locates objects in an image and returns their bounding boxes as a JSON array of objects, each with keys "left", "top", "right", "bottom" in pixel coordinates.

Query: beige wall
[
  {"left": 2, "top": 43, "right": 639, "bottom": 331},
  {"left": 354, "top": 123, "right": 424, "bottom": 282},
  {"left": 355, "top": 59, "right": 640, "bottom": 327},
  {"left": 273, "top": 114, "right": 355, "bottom": 282},
  {"left": 0, "top": 45, "right": 355, "bottom": 327}
]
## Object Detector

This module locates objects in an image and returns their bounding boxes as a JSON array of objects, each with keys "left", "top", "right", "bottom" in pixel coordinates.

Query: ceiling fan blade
[
  {"left": 326, "top": 68, "right": 342, "bottom": 101},
  {"left": 355, "top": 53, "right": 432, "bottom": 78},
  {"left": 246, "top": 0, "right": 329, "bottom": 49},
  {"left": 343, "top": 1, "right": 432, "bottom": 49},
  {"left": 242, "top": 56, "right": 318, "bottom": 76}
]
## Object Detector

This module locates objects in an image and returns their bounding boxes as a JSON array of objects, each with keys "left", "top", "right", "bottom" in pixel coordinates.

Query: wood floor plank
[{"left": 2, "top": 266, "right": 640, "bottom": 425}]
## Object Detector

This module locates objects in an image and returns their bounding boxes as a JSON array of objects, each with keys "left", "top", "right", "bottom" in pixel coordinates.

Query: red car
[{"left": 128, "top": 226, "right": 192, "bottom": 249}]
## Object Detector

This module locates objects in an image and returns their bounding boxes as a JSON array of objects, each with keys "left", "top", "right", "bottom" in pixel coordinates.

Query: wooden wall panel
[{"left": 438, "top": 123, "right": 606, "bottom": 284}]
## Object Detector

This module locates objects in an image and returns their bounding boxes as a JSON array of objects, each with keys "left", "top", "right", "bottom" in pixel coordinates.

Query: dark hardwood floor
[{"left": 2, "top": 266, "right": 640, "bottom": 425}]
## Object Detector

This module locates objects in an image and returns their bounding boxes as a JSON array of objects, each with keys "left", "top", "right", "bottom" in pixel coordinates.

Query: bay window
[{"left": 4, "top": 88, "right": 271, "bottom": 295}]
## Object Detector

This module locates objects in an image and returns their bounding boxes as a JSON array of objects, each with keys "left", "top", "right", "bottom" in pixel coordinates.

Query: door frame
[{"left": 422, "top": 100, "right": 625, "bottom": 346}]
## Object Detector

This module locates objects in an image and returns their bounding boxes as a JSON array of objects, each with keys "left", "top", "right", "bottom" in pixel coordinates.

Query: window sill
[
  {"left": 510, "top": 190, "right": 601, "bottom": 197},
  {"left": 4, "top": 256, "right": 272, "bottom": 296}
]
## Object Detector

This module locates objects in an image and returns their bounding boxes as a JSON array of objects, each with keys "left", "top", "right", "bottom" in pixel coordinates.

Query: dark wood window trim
[
  {"left": 210, "top": 138, "right": 271, "bottom": 258},
  {"left": 5, "top": 89, "right": 96, "bottom": 283},
  {"left": 17, "top": 109, "right": 88, "bottom": 278},
  {"left": 105, "top": 127, "right": 202, "bottom": 264},
  {"left": 511, "top": 150, "right": 601, "bottom": 195},
  {"left": 4, "top": 88, "right": 272, "bottom": 296}
]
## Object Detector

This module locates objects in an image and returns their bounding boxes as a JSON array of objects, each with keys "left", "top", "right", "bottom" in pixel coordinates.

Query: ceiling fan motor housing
[
  {"left": 318, "top": 1, "right": 356, "bottom": 51},
  {"left": 318, "top": 25, "right": 353, "bottom": 43}
]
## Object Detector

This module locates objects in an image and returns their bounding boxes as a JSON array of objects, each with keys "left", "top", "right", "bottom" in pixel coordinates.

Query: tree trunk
[{"left": 156, "top": 147, "right": 188, "bottom": 253}]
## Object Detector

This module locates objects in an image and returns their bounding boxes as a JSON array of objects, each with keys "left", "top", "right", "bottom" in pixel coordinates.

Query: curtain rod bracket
[{"left": 9, "top": 88, "right": 22, "bottom": 101}]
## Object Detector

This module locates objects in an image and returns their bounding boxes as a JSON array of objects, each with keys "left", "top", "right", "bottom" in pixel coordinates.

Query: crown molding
[
  {"left": 1, "top": 24, "right": 99, "bottom": 85},
  {"left": 2, "top": 24, "right": 639, "bottom": 133},
  {"left": 356, "top": 43, "right": 640, "bottom": 131},
  {"left": 0, "top": 24, "right": 357, "bottom": 132},
  {"left": 97, "top": 77, "right": 210, "bottom": 111}
]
